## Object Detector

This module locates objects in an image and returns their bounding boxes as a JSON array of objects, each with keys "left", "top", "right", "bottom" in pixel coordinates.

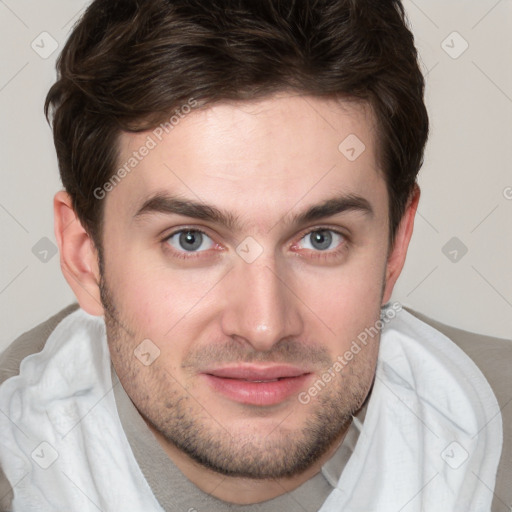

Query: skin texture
[{"left": 54, "top": 91, "right": 419, "bottom": 504}]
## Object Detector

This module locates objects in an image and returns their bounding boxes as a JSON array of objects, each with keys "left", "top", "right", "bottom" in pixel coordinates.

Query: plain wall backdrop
[{"left": 1, "top": 0, "right": 511, "bottom": 353}]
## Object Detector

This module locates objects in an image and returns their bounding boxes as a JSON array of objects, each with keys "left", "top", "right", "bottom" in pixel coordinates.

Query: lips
[
  {"left": 207, "top": 365, "right": 308, "bottom": 381},
  {"left": 201, "top": 365, "right": 312, "bottom": 406}
]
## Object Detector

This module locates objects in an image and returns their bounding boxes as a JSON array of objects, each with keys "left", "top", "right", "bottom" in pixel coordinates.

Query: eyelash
[{"left": 161, "top": 226, "right": 350, "bottom": 262}]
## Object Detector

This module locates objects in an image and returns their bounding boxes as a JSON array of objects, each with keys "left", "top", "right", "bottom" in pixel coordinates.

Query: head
[{"left": 49, "top": 0, "right": 428, "bottom": 497}]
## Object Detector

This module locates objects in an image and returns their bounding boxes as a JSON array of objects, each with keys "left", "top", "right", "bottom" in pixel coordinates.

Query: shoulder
[
  {"left": 406, "top": 307, "right": 512, "bottom": 512},
  {"left": 0, "top": 303, "right": 79, "bottom": 386},
  {"left": 0, "top": 303, "right": 79, "bottom": 511},
  {"left": 405, "top": 307, "right": 512, "bottom": 403}
]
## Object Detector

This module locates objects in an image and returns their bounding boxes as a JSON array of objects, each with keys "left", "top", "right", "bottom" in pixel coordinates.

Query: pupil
[
  {"left": 312, "top": 230, "right": 332, "bottom": 250},
  {"left": 180, "top": 230, "right": 202, "bottom": 251}
]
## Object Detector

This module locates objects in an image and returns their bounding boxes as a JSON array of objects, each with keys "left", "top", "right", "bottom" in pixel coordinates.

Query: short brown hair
[{"left": 45, "top": 0, "right": 428, "bottom": 249}]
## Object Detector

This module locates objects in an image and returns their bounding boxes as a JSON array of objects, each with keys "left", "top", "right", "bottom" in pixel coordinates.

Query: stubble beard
[{"left": 98, "top": 267, "right": 378, "bottom": 480}]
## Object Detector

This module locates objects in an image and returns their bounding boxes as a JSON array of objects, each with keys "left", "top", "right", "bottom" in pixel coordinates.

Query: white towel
[
  {"left": 319, "top": 308, "right": 502, "bottom": 512},
  {"left": 0, "top": 307, "right": 503, "bottom": 511}
]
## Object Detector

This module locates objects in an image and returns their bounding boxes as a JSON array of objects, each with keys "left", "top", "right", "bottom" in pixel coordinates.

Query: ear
[
  {"left": 381, "top": 184, "right": 420, "bottom": 304},
  {"left": 54, "top": 190, "right": 104, "bottom": 316}
]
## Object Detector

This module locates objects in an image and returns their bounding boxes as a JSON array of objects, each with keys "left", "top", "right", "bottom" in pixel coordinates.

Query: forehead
[{"left": 108, "top": 93, "right": 386, "bottom": 229}]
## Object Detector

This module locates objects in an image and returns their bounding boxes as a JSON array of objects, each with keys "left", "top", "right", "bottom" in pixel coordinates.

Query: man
[{"left": 0, "top": 0, "right": 510, "bottom": 510}]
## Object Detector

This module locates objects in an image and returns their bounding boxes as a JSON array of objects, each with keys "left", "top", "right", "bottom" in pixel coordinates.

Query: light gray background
[{"left": 1, "top": 0, "right": 511, "bottom": 352}]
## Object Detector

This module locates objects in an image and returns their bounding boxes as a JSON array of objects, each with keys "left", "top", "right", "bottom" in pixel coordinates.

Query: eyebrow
[{"left": 133, "top": 191, "right": 374, "bottom": 231}]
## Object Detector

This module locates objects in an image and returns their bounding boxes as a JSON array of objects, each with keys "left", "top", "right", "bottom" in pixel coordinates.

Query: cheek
[
  {"left": 296, "top": 249, "right": 387, "bottom": 332},
  {"left": 104, "top": 249, "right": 224, "bottom": 340},
  {"left": 101, "top": 247, "right": 165, "bottom": 338}
]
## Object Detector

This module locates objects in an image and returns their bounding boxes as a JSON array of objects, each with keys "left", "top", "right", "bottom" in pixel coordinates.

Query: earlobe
[
  {"left": 54, "top": 190, "right": 104, "bottom": 316},
  {"left": 381, "top": 184, "right": 420, "bottom": 305}
]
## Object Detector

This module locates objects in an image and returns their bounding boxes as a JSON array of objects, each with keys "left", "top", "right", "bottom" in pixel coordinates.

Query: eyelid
[
  {"left": 162, "top": 227, "right": 217, "bottom": 250},
  {"left": 292, "top": 226, "right": 348, "bottom": 250},
  {"left": 162, "top": 225, "right": 212, "bottom": 240},
  {"left": 297, "top": 224, "right": 348, "bottom": 239}
]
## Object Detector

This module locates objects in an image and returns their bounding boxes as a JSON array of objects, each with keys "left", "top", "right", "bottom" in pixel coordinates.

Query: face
[{"left": 96, "top": 92, "right": 393, "bottom": 480}]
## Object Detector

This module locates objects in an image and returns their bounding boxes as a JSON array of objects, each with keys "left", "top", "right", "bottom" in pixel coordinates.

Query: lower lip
[{"left": 203, "top": 374, "right": 311, "bottom": 406}]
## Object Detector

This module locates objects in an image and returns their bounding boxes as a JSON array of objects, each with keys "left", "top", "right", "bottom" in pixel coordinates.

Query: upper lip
[{"left": 203, "top": 365, "right": 311, "bottom": 381}]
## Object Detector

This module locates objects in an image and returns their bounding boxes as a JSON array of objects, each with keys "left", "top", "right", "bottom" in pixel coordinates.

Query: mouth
[{"left": 201, "top": 365, "right": 313, "bottom": 406}]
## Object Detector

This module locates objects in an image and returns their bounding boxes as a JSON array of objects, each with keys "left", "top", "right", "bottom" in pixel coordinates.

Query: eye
[
  {"left": 164, "top": 229, "right": 215, "bottom": 253},
  {"left": 296, "top": 229, "right": 345, "bottom": 252}
]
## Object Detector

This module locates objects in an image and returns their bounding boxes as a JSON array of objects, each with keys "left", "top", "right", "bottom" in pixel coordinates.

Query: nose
[{"left": 220, "top": 257, "right": 304, "bottom": 352}]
